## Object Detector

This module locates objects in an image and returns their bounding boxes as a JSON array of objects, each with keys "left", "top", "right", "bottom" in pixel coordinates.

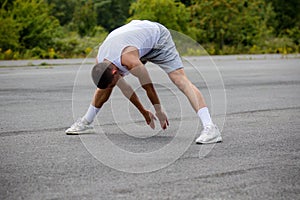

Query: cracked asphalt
[{"left": 0, "top": 55, "right": 299, "bottom": 199}]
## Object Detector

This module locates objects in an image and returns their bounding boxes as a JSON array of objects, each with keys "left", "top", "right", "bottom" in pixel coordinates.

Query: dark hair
[{"left": 91, "top": 62, "right": 114, "bottom": 89}]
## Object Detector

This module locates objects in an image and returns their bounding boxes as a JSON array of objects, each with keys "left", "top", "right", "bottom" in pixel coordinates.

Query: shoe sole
[
  {"left": 65, "top": 129, "right": 95, "bottom": 135},
  {"left": 196, "top": 136, "right": 222, "bottom": 144}
]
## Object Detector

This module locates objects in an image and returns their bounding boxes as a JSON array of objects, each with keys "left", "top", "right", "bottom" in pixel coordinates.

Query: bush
[
  {"left": 263, "top": 37, "right": 298, "bottom": 54},
  {"left": 129, "top": 0, "right": 189, "bottom": 32},
  {"left": 0, "top": 15, "right": 20, "bottom": 50},
  {"left": 11, "top": 0, "right": 63, "bottom": 50},
  {"left": 52, "top": 27, "right": 108, "bottom": 58}
]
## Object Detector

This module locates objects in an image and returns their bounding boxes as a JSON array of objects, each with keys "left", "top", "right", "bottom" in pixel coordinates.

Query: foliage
[
  {"left": 0, "top": 0, "right": 299, "bottom": 60},
  {"left": 0, "top": 0, "right": 62, "bottom": 52},
  {"left": 129, "top": 0, "right": 190, "bottom": 32},
  {"left": 0, "top": 8, "right": 20, "bottom": 50},
  {"left": 53, "top": 28, "right": 107, "bottom": 58},
  {"left": 46, "top": 0, "right": 77, "bottom": 26},
  {"left": 29, "top": 0, "right": 135, "bottom": 32},
  {"left": 265, "top": 0, "right": 300, "bottom": 36},
  {"left": 0, "top": 0, "right": 107, "bottom": 59},
  {"left": 95, "top": 0, "right": 135, "bottom": 31},
  {"left": 71, "top": 0, "right": 97, "bottom": 37},
  {"left": 189, "top": 0, "right": 276, "bottom": 54},
  {"left": 265, "top": 0, "right": 300, "bottom": 48},
  {"left": 14, "top": 0, "right": 62, "bottom": 50}
]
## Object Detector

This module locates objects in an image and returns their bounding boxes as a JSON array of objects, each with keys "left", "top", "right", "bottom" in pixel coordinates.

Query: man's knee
[
  {"left": 173, "top": 77, "right": 185, "bottom": 87},
  {"left": 169, "top": 70, "right": 190, "bottom": 91}
]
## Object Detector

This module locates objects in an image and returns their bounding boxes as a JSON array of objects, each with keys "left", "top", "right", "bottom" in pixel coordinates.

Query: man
[{"left": 66, "top": 20, "right": 222, "bottom": 144}]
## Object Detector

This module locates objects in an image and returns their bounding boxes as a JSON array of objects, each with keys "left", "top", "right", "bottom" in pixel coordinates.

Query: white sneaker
[
  {"left": 65, "top": 118, "right": 94, "bottom": 135},
  {"left": 196, "top": 124, "right": 222, "bottom": 144}
]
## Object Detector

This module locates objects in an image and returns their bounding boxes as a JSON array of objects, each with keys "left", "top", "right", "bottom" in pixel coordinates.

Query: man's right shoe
[
  {"left": 65, "top": 118, "right": 94, "bottom": 135},
  {"left": 195, "top": 124, "right": 222, "bottom": 144}
]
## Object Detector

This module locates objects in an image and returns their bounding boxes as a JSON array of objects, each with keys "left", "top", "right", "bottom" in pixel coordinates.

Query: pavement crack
[
  {"left": 227, "top": 106, "right": 300, "bottom": 116},
  {"left": 225, "top": 80, "right": 300, "bottom": 89},
  {"left": 193, "top": 167, "right": 262, "bottom": 179},
  {"left": 0, "top": 127, "right": 68, "bottom": 137},
  {"left": 150, "top": 166, "right": 266, "bottom": 187}
]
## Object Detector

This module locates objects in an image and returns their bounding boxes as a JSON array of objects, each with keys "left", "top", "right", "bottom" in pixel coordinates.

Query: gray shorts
[{"left": 140, "top": 23, "right": 183, "bottom": 73}]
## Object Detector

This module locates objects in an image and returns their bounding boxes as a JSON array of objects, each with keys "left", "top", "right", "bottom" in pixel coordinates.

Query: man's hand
[
  {"left": 121, "top": 47, "right": 169, "bottom": 130},
  {"left": 155, "top": 111, "right": 169, "bottom": 130},
  {"left": 142, "top": 110, "right": 157, "bottom": 129},
  {"left": 143, "top": 110, "right": 169, "bottom": 130}
]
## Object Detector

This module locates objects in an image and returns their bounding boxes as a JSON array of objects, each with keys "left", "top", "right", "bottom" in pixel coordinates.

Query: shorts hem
[{"left": 165, "top": 66, "right": 184, "bottom": 74}]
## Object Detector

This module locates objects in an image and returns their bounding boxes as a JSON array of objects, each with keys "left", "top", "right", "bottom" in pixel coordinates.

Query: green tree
[
  {"left": 190, "top": 0, "right": 275, "bottom": 53},
  {"left": 72, "top": 0, "right": 97, "bottom": 37},
  {"left": 266, "top": 0, "right": 300, "bottom": 46},
  {"left": 266, "top": 0, "right": 300, "bottom": 35},
  {"left": 46, "top": 0, "right": 77, "bottom": 26},
  {"left": 94, "top": 0, "right": 135, "bottom": 32},
  {"left": 128, "top": 0, "right": 190, "bottom": 33},
  {"left": 0, "top": 1, "right": 20, "bottom": 50},
  {"left": 0, "top": 0, "right": 14, "bottom": 9},
  {"left": 1, "top": 0, "right": 62, "bottom": 51},
  {"left": 179, "top": 0, "right": 192, "bottom": 7}
]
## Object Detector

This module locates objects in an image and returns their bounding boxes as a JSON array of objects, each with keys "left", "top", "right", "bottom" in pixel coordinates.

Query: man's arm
[
  {"left": 130, "top": 64, "right": 169, "bottom": 129},
  {"left": 116, "top": 77, "right": 156, "bottom": 129},
  {"left": 121, "top": 47, "right": 169, "bottom": 129}
]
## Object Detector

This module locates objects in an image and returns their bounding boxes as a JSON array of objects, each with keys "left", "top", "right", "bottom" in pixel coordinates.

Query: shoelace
[
  {"left": 202, "top": 124, "right": 214, "bottom": 134},
  {"left": 71, "top": 118, "right": 83, "bottom": 128}
]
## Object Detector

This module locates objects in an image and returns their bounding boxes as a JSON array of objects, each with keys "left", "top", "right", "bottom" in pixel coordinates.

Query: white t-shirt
[{"left": 97, "top": 20, "right": 160, "bottom": 75}]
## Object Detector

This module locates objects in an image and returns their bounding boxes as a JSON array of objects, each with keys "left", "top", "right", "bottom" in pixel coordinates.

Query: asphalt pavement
[{"left": 0, "top": 55, "right": 299, "bottom": 199}]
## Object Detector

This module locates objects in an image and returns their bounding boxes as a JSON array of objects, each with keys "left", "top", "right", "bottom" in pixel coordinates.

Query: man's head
[{"left": 91, "top": 62, "right": 120, "bottom": 89}]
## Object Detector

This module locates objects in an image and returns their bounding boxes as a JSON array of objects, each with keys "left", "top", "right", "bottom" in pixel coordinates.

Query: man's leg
[
  {"left": 91, "top": 88, "right": 113, "bottom": 110},
  {"left": 168, "top": 68, "right": 222, "bottom": 144},
  {"left": 83, "top": 88, "right": 113, "bottom": 123},
  {"left": 168, "top": 68, "right": 213, "bottom": 126},
  {"left": 65, "top": 88, "right": 112, "bottom": 134},
  {"left": 168, "top": 69, "right": 206, "bottom": 111}
]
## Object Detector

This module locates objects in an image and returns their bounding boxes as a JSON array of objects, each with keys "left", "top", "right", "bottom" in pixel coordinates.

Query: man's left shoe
[{"left": 196, "top": 124, "right": 222, "bottom": 144}]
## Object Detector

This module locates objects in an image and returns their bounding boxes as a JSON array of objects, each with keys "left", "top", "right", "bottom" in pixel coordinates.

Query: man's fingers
[
  {"left": 153, "top": 116, "right": 157, "bottom": 120},
  {"left": 150, "top": 114, "right": 155, "bottom": 129},
  {"left": 147, "top": 111, "right": 156, "bottom": 129},
  {"left": 147, "top": 111, "right": 168, "bottom": 130},
  {"left": 149, "top": 120, "right": 155, "bottom": 129},
  {"left": 160, "top": 120, "right": 168, "bottom": 130},
  {"left": 146, "top": 120, "right": 155, "bottom": 129}
]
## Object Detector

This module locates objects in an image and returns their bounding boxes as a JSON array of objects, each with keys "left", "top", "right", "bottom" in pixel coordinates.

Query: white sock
[
  {"left": 197, "top": 107, "right": 213, "bottom": 127},
  {"left": 83, "top": 104, "right": 100, "bottom": 123}
]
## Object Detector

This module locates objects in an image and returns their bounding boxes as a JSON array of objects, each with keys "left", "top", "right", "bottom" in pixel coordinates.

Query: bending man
[{"left": 65, "top": 20, "right": 222, "bottom": 144}]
